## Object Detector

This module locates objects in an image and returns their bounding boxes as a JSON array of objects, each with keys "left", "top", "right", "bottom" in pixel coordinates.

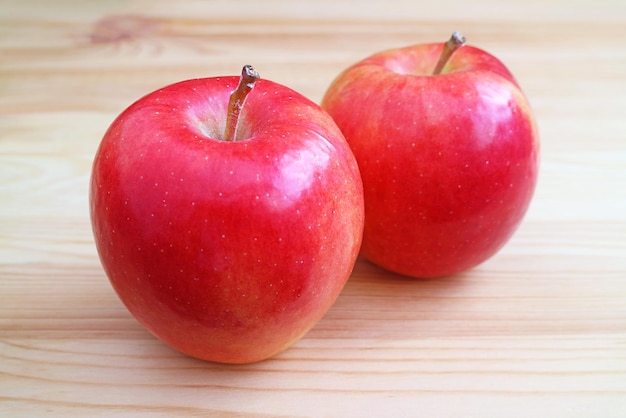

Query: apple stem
[
  {"left": 223, "top": 65, "right": 260, "bottom": 142},
  {"left": 432, "top": 32, "right": 467, "bottom": 75}
]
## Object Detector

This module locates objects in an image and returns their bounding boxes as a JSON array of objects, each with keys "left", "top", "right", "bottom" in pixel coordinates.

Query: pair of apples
[{"left": 90, "top": 33, "right": 539, "bottom": 364}]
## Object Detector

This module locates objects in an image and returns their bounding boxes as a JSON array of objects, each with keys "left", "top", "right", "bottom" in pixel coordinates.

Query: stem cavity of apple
[
  {"left": 432, "top": 32, "right": 467, "bottom": 75},
  {"left": 223, "top": 65, "right": 260, "bottom": 142}
]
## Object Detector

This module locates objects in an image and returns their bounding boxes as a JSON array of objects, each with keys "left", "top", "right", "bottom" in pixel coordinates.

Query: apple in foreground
[
  {"left": 90, "top": 66, "right": 364, "bottom": 364},
  {"left": 322, "top": 32, "right": 539, "bottom": 278}
]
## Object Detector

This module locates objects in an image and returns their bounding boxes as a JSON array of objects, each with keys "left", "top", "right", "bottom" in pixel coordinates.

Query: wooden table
[{"left": 2, "top": 0, "right": 625, "bottom": 416}]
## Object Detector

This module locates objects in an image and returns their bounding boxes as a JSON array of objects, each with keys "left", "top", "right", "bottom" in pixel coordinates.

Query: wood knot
[{"left": 90, "top": 14, "right": 161, "bottom": 44}]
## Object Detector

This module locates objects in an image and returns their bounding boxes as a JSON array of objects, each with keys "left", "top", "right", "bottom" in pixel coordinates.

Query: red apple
[
  {"left": 90, "top": 65, "right": 364, "bottom": 364},
  {"left": 321, "top": 33, "right": 539, "bottom": 278}
]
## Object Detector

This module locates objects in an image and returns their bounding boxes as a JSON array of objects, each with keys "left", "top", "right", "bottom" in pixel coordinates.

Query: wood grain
[{"left": 1, "top": 0, "right": 626, "bottom": 416}]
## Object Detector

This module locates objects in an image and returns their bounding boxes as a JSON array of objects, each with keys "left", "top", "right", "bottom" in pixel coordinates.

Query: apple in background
[
  {"left": 90, "top": 65, "right": 364, "bottom": 364},
  {"left": 322, "top": 32, "right": 539, "bottom": 278}
]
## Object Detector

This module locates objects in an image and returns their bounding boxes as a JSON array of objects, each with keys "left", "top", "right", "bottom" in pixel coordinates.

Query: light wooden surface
[{"left": 2, "top": 0, "right": 626, "bottom": 416}]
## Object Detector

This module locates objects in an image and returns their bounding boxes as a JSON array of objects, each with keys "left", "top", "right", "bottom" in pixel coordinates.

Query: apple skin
[
  {"left": 321, "top": 42, "right": 539, "bottom": 278},
  {"left": 90, "top": 75, "right": 364, "bottom": 364}
]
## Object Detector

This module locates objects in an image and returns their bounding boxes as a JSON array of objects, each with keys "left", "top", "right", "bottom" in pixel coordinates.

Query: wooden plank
[{"left": 1, "top": 0, "right": 626, "bottom": 416}]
